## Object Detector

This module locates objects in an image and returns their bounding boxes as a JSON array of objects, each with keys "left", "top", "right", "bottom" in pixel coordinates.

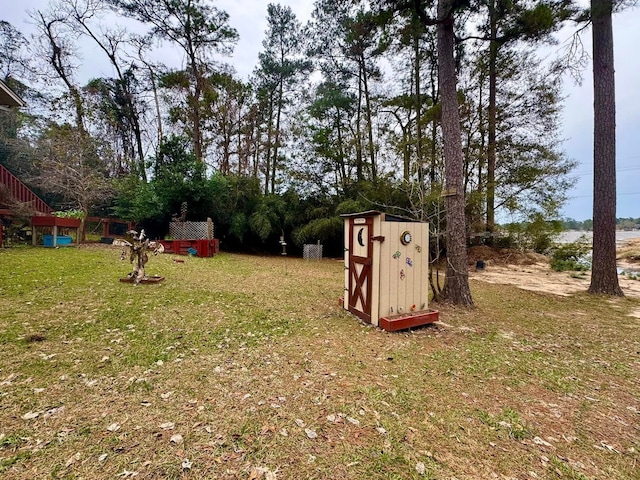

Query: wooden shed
[{"left": 342, "top": 211, "right": 438, "bottom": 331}]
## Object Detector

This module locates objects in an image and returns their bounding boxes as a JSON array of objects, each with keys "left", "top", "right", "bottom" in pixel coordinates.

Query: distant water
[{"left": 556, "top": 230, "right": 640, "bottom": 245}]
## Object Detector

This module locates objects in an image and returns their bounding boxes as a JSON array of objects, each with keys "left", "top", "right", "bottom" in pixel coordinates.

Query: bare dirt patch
[
  {"left": 617, "top": 237, "right": 640, "bottom": 265},
  {"left": 469, "top": 242, "right": 640, "bottom": 300},
  {"left": 468, "top": 245, "right": 549, "bottom": 266}
]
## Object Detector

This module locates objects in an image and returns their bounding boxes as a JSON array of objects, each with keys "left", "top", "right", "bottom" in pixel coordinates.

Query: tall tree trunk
[
  {"left": 237, "top": 100, "right": 245, "bottom": 175},
  {"left": 477, "top": 69, "right": 486, "bottom": 198},
  {"left": 129, "top": 102, "right": 147, "bottom": 182},
  {"left": 186, "top": 16, "right": 205, "bottom": 164},
  {"left": 398, "top": 119, "right": 410, "bottom": 180},
  {"left": 264, "top": 96, "right": 274, "bottom": 195},
  {"left": 272, "top": 79, "right": 284, "bottom": 194},
  {"left": 361, "top": 54, "right": 377, "bottom": 182},
  {"left": 187, "top": 32, "right": 204, "bottom": 163},
  {"left": 437, "top": 0, "right": 474, "bottom": 307},
  {"left": 144, "top": 60, "right": 163, "bottom": 162},
  {"left": 486, "top": 0, "right": 498, "bottom": 239},
  {"left": 221, "top": 115, "right": 231, "bottom": 174},
  {"left": 252, "top": 125, "right": 260, "bottom": 178},
  {"left": 355, "top": 68, "right": 364, "bottom": 182},
  {"left": 429, "top": 69, "right": 438, "bottom": 185},
  {"left": 588, "top": 0, "right": 623, "bottom": 296},
  {"left": 192, "top": 81, "right": 204, "bottom": 162},
  {"left": 414, "top": 28, "right": 424, "bottom": 183},
  {"left": 336, "top": 107, "right": 347, "bottom": 186}
]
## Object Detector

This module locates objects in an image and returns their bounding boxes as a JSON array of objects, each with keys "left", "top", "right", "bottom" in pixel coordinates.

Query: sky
[
  {"left": 3, "top": 0, "right": 639, "bottom": 221},
  {"left": 554, "top": 11, "right": 640, "bottom": 221}
]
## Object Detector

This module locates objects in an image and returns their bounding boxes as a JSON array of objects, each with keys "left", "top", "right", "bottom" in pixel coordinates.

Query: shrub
[
  {"left": 501, "top": 214, "right": 563, "bottom": 254},
  {"left": 53, "top": 209, "right": 84, "bottom": 219},
  {"left": 550, "top": 237, "right": 591, "bottom": 272}
]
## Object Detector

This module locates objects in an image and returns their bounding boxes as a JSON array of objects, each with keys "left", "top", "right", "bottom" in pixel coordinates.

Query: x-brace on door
[{"left": 347, "top": 217, "right": 373, "bottom": 323}]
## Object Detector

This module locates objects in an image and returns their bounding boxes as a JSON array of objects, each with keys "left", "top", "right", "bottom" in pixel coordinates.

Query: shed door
[{"left": 347, "top": 217, "right": 373, "bottom": 323}]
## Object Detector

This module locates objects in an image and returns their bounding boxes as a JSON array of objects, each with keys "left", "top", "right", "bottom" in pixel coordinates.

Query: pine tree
[
  {"left": 437, "top": 0, "right": 474, "bottom": 306},
  {"left": 254, "top": 4, "right": 310, "bottom": 194},
  {"left": 111, "top": 0, "right": 238, "bottom": 163},
  {"left": 588, "top": 0, "right": 623, "bottom": 296}
]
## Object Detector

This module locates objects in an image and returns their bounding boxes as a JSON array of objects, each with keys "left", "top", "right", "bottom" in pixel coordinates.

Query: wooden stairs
[
  {"left": 1, "top": 163, "right": 52, "bottom": 246},
  {"left": 0, "top": 163, "right": 51, "bottom": 216}
]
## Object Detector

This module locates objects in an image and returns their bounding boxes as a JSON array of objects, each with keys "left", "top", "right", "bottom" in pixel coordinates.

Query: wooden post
[
  {"left": 53, "top": 225, "right": 58, "bottom": 247},
  {"left": 32, "top": 226, "right": 37, "bottom": 246}
]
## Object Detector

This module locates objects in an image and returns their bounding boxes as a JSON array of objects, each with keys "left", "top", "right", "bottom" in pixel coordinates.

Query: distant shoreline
[{"left": 557, "top": 230, "right": 640, "bottom": 244}]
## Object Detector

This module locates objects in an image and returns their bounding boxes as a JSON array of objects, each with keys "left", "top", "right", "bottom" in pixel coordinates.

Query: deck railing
[{"left": 0, "top": 164, "right": 51, "bottom": 215}]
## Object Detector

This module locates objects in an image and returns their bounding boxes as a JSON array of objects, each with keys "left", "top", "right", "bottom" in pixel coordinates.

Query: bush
[
  {"left": 501, "top": 214, "right": 563, "bottom": 254},
  {"left": 53, "top": 209, "right": 84, "bottom": 219},
  {"left": 550, "top": 237, "right": 591, "bottom": 272}
]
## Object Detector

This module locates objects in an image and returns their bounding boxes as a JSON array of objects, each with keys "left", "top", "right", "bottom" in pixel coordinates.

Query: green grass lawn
[{"left": 0, "top": 245, "right": 638, "bottom": 479}]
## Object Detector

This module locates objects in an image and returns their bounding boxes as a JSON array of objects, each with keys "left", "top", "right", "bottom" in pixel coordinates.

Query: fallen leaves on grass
[
  {"left": 117, "top": 469, "right": 139, "bottom": 477},
  {"left": 346, "top": 416, "right": 360, "bottom": 426},
  {"left": 65, "top": 452, "right": 81, "bottom": 467},
  {"left": 2, "top": 250, "right": 639, "bottom": 480},
  {"left": 533, "top": 436, "right": 553, "bottom": 448},
  {"left": 248, "top": 466, "right": 277, "bottom": 479}
]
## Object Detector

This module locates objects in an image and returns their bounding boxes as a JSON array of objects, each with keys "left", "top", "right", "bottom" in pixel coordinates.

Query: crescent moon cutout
[{"left": 357, "top": 228, "right": 365, "bottom": 247}]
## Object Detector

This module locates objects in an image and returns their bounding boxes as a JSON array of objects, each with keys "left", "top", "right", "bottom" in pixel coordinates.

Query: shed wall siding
[
  {"left": 378, "top": 221, "right": 429, "bottom": 318},
  {"left": 370, "top": 215, "right": 382, "bottom": 326}
]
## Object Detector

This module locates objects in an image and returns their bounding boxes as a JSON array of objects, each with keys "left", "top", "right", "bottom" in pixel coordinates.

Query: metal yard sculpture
[{"left": 113, "top": 229, "right": 165, "bottom": 284}]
